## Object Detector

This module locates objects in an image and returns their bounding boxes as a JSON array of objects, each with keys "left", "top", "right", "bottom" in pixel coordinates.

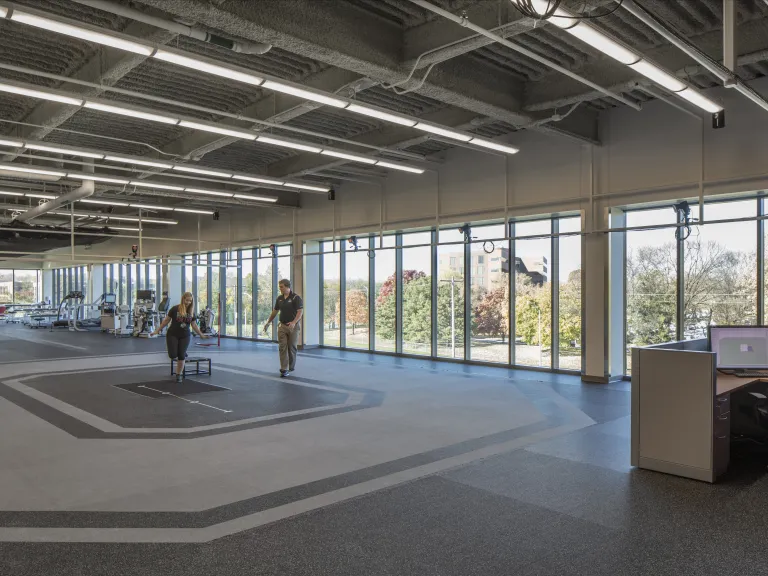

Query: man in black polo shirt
[{"left": 264, "top": 279, "right": 303, "bottom": 377}]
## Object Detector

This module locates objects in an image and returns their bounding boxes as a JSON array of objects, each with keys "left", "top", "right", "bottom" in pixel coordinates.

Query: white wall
[{"left": 34, "top": 78, "right": 768, "bottom": 380}]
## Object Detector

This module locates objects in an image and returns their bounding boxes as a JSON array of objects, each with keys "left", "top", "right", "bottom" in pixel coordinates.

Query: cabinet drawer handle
[
  {"left": 717, "top": 398, "right": 729, "bottom": 403},
  {"left": 716, "top": 435, "right": 728, "bottom": 439},
  {"left": 718, "top": 415, "right": 729, "bottom": 420}
]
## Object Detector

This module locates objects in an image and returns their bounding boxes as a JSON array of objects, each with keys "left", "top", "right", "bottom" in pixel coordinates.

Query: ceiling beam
[{"left": 1, "top": 21, "right": 176, "bottom": 162}]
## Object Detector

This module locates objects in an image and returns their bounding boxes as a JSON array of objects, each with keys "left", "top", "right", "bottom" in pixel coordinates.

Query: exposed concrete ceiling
[{"left": 0, "top": 0, "right": 767, "bottom": 223}]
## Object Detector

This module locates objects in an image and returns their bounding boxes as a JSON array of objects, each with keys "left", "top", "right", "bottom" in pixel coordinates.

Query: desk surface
[{"left": 717, "top": 373, "right": 768, "bottom": 396}]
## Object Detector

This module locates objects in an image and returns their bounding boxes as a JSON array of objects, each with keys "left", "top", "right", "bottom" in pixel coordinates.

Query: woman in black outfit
[{"left": 152, "top": 292, "right": 208, "bottom": 382}]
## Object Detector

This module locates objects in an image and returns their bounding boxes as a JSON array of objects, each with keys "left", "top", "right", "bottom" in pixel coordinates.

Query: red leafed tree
[
  {"left": 473, "top": 286, "right": 508, "bottom": 342},
  {"left": 376, "top": 270, "right": 425, "bottom": 304}
]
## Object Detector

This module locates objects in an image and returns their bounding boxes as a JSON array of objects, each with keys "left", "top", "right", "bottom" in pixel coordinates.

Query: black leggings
[{"left": 166, "top": 333, "right": 190, "bottom": 360}]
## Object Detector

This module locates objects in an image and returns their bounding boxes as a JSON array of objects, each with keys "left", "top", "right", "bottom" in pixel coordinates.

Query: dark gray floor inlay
[{"left": 114, "top": 380, "right": 229, "bottom": 398}]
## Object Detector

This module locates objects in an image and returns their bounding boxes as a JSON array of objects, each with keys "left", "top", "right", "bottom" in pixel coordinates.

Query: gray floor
[{"left": 0, "top": 324, "right": 765, "bottom": 575}]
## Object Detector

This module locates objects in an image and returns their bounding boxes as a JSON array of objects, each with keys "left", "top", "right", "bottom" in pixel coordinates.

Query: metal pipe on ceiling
[
  {"left": 618, "top": 0, "right": 768, "bottom": 113},
  {"left": 405, "top": 0, "right": 642, "bottom": 110},
  {"left": 15, "top": 171, "right": 95, "bottom": 223},
  {"left": 71, "top": 0, "right": 272, "bottom": 54}
]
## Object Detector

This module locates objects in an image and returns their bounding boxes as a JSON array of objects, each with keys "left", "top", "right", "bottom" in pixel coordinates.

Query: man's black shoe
[{"left": 280, "top": 369, "right": 287, "bottom": 377}]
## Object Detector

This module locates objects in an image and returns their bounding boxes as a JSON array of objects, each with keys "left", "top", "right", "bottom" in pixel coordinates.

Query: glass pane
[
  {"left": 277, "top": 251, "right": 292, "bottom": 291},
  {"left": 323, "top": 241, "right": 341, "bottom": 347},
  {"left": 225, "top": 251, "right": 238, "bottom": 336},
  {"left": 402, "top": 231, "right": 432, "bottom": 356},
  {"left": 436, "top": 231, "right": 465, "bottom": 359},
  {"left": 558, "top": 217, "right": 582, "bottom": 370},
  {"left": 148, "top": 260, "right": 157, "bottom": 294},
  {"left": 120, "top": 265, "right": 128, "bottom": 306},
  {"left": 184, "top": 257, "right": 193, "bottom": 293},
  {"left": 345, "top": 244, "right": 370, "bottom": 350},
  {"left": 196, "top": 255, "right": 208, "bottom": 310},
  {"left": 374, "top": 235, "right": 397, "bottom": 352},
  {"left": 242, "top": 253, "right": 253, "bottom": 338},
  {"left": 514, "top": 221, "right": 552, "bottom": 368},
  {"left": 685, "top": 200, "right": 757, "bottom": 335},
  {"left": 211, "top": 253, "right": 221, "bottom": 333},
  {"left": 0, "top": 270, "right": 12, "bottom": 304},
  {"left": 625, "top": 208, "right": 677, "bottom": 373},
  {"left": 82, "top": 267, "right": 88, "bottom": 298},
  {"left": 256, "top": 253, "right": 274, "bottom": 340},
  {"left": 470, "top": 224, "right": 509, "bottom": 363}
]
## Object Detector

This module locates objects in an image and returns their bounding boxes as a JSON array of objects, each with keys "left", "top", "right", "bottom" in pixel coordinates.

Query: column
[
  {"left": 302, "top": 240, "right": 320, "bottom": 347},
  {"left": 608, "top": 209, "right": 626, "bottom": 377}
]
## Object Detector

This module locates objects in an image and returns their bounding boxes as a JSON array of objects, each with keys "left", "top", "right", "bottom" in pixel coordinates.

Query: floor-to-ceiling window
[
  {"left": 0, "top": 270, "right": 14, "bottom": 304},
  {"left": 514, "top": 220, "right": 553, "bottom": 368},
  {"left": 7, "top": 270, "right": 39, "bottom": 304},
  {"left": 322, "top": 241, "right": 341, "bottom": 346},
  {"left": 436, "top": 229, "right": 465, "bottom": 359},
  {"left": 196, "top": 254, "right": 209, "bottom": 311},
  {"left": 374, "top": 235, "right": 397, "bottom": 352},
  {"left": 211, "top": 252, "right": 221, "bottom": 333},
  {"left": 345, "top": 239, "right": 370, "bottom": 349},
  {"left": 225, "top": 250, "right": 238, "bottom": 336},
  {"left": 469, "top": 224, "right": 509, "bottom": 364},
  {"left": 401, "top": 231, "right": 432, "bottom": 356},
  {"left": 557, "top": 217, "right": 582, "bottom": 370},
  {"left": 241, "top": 250, "right": 253, "bottom": 337},
  {"left": 255, "top": 247, "right": 274, "bottom": 340}
]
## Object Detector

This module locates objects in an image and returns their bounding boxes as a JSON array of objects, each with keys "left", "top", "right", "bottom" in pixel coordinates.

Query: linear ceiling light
[
  {"left": 50, "top": 212, "right": 177, "bottom": 224},
  {"left": 153, "top": 50, "right": 264, "bottom": 86},
  {"left": 0, "top": 7, "right": 6, "bottom": 17},
  {"left": 261, "top": 80, "right": 347, "bottom": 108},
  {"left": 414, "top": 123, "right": 473, "bottom": 142},
  {"left": 172, "top": 165, "right": 232, "bottom": 178},
  {"left": 174, "top": 208, "right": 215, "bottom": 214},
  {"left": 233, "top": 193, "right": 278, "bottom": 202},
  {"left": 83, "top": 101, "right": 179, "bottom": 124},
  {"left": 129, "top": 180, "right": 185, "bottom": 191},
  {"left": 0, "top": 165, "right": 65, "bottom": 177},
  {"left": 9, "top": 10, "right": 154, "bottom": 55},
  {"left": 0, "top": 189, "right": 23, "bottom": 196},
  {"left": 232, "top": 175, "right": 285, "bottom": 186},
  {"left": 345, "top": 104, "right": 417, "bottom": 127},
  {"left": 68, "top": 173, "right": 130, "bottom": 184},
  {"left": 321, "top": 150, "right": 377, "bottom": 164},
  {"left": 178, "top": 120, "right": 256, "bottom": 140},
  {"left": 25, "top": 143, "right": 104, "bottom": 159},
  {"left": 80, "top": 199, "right": 129, "bottom": 206},
  {"left": 185, "top": 188, "right": 234, "bottom": 197},
  {"left": 374, "top": 161, "right": 425, "bottom": 174},
  {"left": 469, "top": 138, "right": 520, "bottom": 154},
  {"left": 0, "top": 138, "right": 23, "bottom": 147},
  {"left": 256, "top": 136, "right": 323, "bottom": 154},
  {"left": 104, "top": 156, "right": 173, "bottom": 169},
  {"left": 130, "top": 204, "right": 174, "bottom": 211},
  {"left": 676, "top": 88, "right": 723, "bottom": 114},
  {"left": 0, "top": 81, "right": 82, "bottom": 106},
  {"left": 104, "top": 226, "right": 142, "bottom": 232},
  {"left": 282, "top": 182, "right": 330, "bottom": 192},
  {"left": 25, "top": 192, "right": 57, "bottom": 199}
]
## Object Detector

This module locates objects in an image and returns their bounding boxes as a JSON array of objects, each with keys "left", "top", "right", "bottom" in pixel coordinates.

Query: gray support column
[
  {"left": 551, "top": 219, "right": 560, "bottom": 369},
  {"left": 303, "top": 240, "right": 321, "bottom": 347},
  {"left": 42, "top": 269, "right": 53, "bottom": 303},
  {"left": 237, "top": 250, "right": 243, "bottom": 337},
  {"left": 191, "top": 256, "right": 198, "bottom": 303},
  {"left": 168, "top": 258, "right": 181, "bottom": 307},
  {"left": 271, "top": 249, "right": 278, "bottom": 341},
  {"left": 220, "top": 251, "right": 227, "bottom": 336},
  {"left": 608, "top": 208, "right": 627, "bottom": 377},
  {"left": 430, "top": 230, "right": 438, "bottom": 357},
  {"left": 318, "top": 243, "right": 324, "bottom": 346},
  {"left": 583, "top": 204, "right": 610, "bottom": 383},
  {"left": 509, "top": 222, "right": 515, "bottom": 366},
  {"left": 368, "top": 236, "right": 375, "bottom": 349},
  {"left": 91, "top": 265, "right": 103, "bottom": 303},
  {"left": 118, "top": 265, "right": 124, "bottom": 306},
  {"left": 758, "top": 199, "right": 765, "bottom": 325},
  {"left": 464, "top": 235, "right": 472, "bottom": 358},
  {"left": 676, "top": 210, "right": 685, "bottom": 341},
  {"left": 395, "top": 234, "right": 403, "bottom": 355},
  {"left": 206, "top": 253, "right": 212, "bottom": 309}
]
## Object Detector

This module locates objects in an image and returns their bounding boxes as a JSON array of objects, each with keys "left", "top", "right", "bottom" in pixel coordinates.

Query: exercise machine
[
  {"left": 132, "top": 289, "right": 159, "bottom": 337},
  {"left": 196, "top": 306, "right": 217, "bottom": 336}
]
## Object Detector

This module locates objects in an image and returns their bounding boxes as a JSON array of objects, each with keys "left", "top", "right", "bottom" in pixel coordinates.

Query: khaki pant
[{"left": 278, "top": 322, "right": 300, "bottom": 371}]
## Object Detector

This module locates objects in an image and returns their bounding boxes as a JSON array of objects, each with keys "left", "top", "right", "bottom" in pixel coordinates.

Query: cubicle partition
[{"left": 631, "top": 339, "right": 728, "bottom": 483}]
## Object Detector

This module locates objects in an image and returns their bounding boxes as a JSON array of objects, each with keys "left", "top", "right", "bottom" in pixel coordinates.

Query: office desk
[{"left": 631, "top": 344, "right": 767, "bottom": 483}]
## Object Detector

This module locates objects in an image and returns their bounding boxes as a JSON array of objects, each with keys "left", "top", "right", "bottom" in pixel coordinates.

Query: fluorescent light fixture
[
  {"left": 233, "top": 193, "right": 278, "bottom": 202},
  {"left": 282, "top": 182, "right": 330, "bottom": 192},
  {"left": 80, "top": 199, "right": 129, "bottom": 206},
  {"left": 25, "top": 144, "right": 104, "bottom": 159},
  {"left": 68, "top": 174, "right": 130, "bottom": 184},
  {"left": 469, "top": 138, "right": 520, "bottom": 155},
  {"left": 261, "top": 80, "right": 347, "bottom": 108},
  {"left": 105, "top": 156, "right": 173, "bottom": 169},
  {"left": 106, "top": 226, "right": 142, "bottom": 232},
  {"left": 174, "top": 208, "right": 215, "bottom": 215},
  {"left": 345, "top": 104, "right": 417, "bottom": 127},
  {"left": 130, "top": 180, "right": 185, "bottom": 191},
  {"left": 0, "top": 82, "right": 83, "bottom": 106},
  {"left": 178, "top": 120, "right": 256, "bottom": 140},
  {"left": 130, "top": 204, "right": 174, "bottom": 211},
  {"left": 565, "top": 24, "right": 640, "bottom": 65},
  {"left": 414, "top": 123, "right": 473, "bottom": 142},
  {"left": 11, "top": 11, "right": 154, "bottom": 56},
  {"left": 0, "top": 7, "right": 7, "bottom": 18},
  {"left": 0, "top": 165, "right": 66, "bottom": 177},
  {"left": 172, "top": 165, "right": 233, "bottom": 178},
  {"left": 629, "top": 60, "right": 686, "bottom": 92},
  {"left": 375, "top": 161, "right": 425, "bottom": 174},
  {"left": 232, "top": 175, "right": 285, "bottom": 186},
  {"left": 185, "top": 188, "right": 234, "bottom": 197},
  {"left": 677, "top": 87, "right": 723, "bottom": 113},
  {"left": 0, "top": 190, "right": 24, "bottom": 196},
  {"left": 84, "top": 101, "right": 179, "bottom": 124},
  {"left": 320, "top": 150, "right": 377, "bottom": 164},
  {"left": 80, "top": 214, "right": 176, "bottom": 224},
  {"left": 0, "top": 138, "right": 23, "bottom": 147},
  {"left": 25, "top": 192, "right": 57, "bottom": 199},
  {"left": 153, "top": 50, "right": 264, "bottom": 86},
  {"left": 256, "top": 136, "right": 323, "bottom": 153}
]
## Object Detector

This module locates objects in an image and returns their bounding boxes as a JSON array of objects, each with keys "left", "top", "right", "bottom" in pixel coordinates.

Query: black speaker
[
  {"left": 713, "top": 110, "right": 725, "bottom": 129},
  {"left": 328, "top": 188, "right": 335, "bottom": 201}
]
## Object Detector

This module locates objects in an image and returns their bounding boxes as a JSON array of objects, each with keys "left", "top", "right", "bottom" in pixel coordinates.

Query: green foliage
[{"left": 515, "top": 277, "right": 552, "bottom": 347}]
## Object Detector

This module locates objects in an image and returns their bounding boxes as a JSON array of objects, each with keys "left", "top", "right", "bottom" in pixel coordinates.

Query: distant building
[{"left": 438, "top": 246, "right": 548, "bottom": 287}]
